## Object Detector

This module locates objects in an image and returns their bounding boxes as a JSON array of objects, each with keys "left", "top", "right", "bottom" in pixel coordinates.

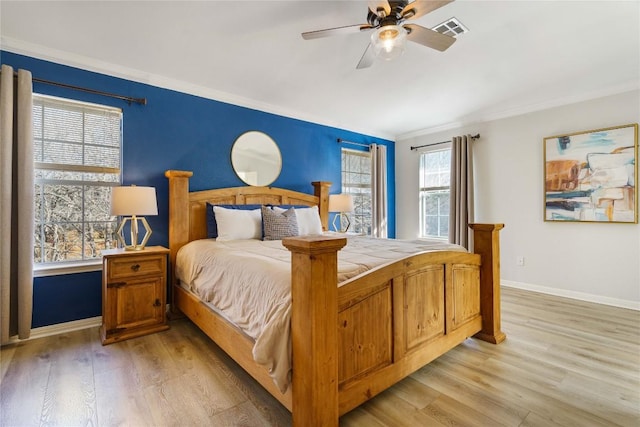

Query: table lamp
[
  {"left": 110, "top": 185, "right": 158, "bottom": 250},
  {"left": 329, "top": 194, "right": 354, "bottom": 233}
]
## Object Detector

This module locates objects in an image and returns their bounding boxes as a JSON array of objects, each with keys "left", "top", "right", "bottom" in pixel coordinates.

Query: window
[
  {"left": 419, "top": 147, "right": 451, "bottom": 239},
  {"left": 341, "top": 148, "right": 371, "bottom": 235},
  {"left": 33, "top": 95, "right": 122, "bottom": 265}
]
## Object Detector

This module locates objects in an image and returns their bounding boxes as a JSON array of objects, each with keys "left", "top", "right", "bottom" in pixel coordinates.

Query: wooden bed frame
[{"left": 165, "top": 170, "right": 505, "bottom": 426}]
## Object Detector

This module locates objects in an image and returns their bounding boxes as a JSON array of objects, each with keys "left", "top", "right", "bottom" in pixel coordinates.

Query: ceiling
[{"left": 1, "top": 1, "right": 639, "bottom": 140}]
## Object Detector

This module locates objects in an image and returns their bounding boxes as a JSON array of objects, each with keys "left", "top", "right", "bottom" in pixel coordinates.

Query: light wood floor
[{"left": 1, "top": 287, "right": 639, "bottom": 427}]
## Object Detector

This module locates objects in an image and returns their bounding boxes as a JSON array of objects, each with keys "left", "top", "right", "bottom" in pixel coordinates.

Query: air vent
[{"left": 432, "top": 17, "right": 468, "bottom": 37}]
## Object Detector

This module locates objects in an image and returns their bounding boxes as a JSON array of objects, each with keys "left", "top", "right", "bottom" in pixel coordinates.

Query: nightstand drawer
[{"left": 107, "top": 254, "right": 165, "bottom": 281}]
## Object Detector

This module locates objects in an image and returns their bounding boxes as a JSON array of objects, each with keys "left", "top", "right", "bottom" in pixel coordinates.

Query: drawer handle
[
  {"left": 131, "top": 264, "right": 140, "bottom": 272},
  {"left": 153, "top": 299, "right": 161, "bottom": 307}
]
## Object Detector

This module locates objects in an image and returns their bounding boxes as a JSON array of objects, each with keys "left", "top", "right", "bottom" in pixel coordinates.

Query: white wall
[{"left": 396, "top": 90, "right": 640, "bottom": 309}]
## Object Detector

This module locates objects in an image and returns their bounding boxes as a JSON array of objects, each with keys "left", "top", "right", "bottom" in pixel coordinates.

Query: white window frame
[
  {"left": 419, "top": 143, "right": 451, "bottom": 240},
  {"left": 341, "top": 148, "right": 372, "bottom": 235},
  {"left": 33, "top": 94, "right": 123, "bottom": 277}
]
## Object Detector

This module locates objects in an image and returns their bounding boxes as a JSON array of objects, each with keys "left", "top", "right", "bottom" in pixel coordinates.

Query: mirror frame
[{"left": 230, "top": 131, "right": 282, "bottom": 187}]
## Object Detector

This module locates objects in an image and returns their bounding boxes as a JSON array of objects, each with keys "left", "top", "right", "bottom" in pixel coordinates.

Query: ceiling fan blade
[
  {"left": 402, "top": 0, "right": 454, "bottom": 20},
  {"left": 302, "top": 24, "right": 373, "bottom": 40},
  {"left": 368, "top": 0, "right": 391, "bottom": 17},
  {"left": 356, "top": 44, "right": 376, "bottom": 69},
  {"left": 404, "top": 24, "right": 456, "bottom": 51}
]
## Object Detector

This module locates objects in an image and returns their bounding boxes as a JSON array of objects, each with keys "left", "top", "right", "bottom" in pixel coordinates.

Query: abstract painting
[{"left": 544, "top": 123, "right": 638, "bottom": 223}]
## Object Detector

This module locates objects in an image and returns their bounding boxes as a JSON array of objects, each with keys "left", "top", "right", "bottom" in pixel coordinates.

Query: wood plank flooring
[{"left": 1, "top": 287, "right": 638, "bottom": 426}]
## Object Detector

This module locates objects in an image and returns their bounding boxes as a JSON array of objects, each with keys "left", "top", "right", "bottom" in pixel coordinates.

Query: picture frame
[{"left": 544, "top": 123, "right": 638, "bottom": 223}]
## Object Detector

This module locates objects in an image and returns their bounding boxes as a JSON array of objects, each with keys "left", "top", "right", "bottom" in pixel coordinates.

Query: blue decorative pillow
[
  {"left": 206, "top": 203, "right": 263, "bottom": 238},
  {"left": 262, "top": 206, "right": 299, "bottom": 240}
]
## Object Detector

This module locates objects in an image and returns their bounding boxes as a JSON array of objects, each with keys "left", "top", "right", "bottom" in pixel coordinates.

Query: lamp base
[
  {"left": 123, "top": 245, "right": 147, "bottom": 251},
  {"left": 115, "top": 216, "right": 153, "bottom": 251},
  {"left": 332, "top": 213, "right": 351, "bottom": 233}
]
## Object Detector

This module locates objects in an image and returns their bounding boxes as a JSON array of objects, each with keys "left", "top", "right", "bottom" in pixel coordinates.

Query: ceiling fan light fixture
[{"left": 371, "top": 24, "right": 407, "bottom": 61}]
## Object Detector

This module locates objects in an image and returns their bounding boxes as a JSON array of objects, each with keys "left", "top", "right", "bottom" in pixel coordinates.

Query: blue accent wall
[
  {"left": 32, "top": 272, "right": 102, "bottom": 327},
  {"left": 1, "top": 51, "right": 395, "bottom": 327}
]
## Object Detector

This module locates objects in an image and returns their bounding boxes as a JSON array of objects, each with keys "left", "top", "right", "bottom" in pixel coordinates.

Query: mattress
[{"left": 175, "top": 235, "right": 464, "bottom": 393}]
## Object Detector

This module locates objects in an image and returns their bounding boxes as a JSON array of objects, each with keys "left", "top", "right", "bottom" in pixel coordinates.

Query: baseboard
[
  {"left": 502, "top": 280, "right": 640, "bottom": 311},
  {"left": 7, "top": 304, "right": 172, "bottom": 344},
  {"left": 5, "top": 287, "right": 637, "bottom": 345},
  {"left": 5, "top": 316, "right": 102, "bottom": 345}
]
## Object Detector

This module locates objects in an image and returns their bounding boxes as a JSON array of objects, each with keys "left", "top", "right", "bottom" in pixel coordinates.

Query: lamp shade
[
  {"left": 110, "top": 186, "right": 158, "bottom": 216},
  {"left": 371, "top": 24, "right": 407, "bottom": 61},
  {"left": 329, "top": 194, "right": 354, "bottom": 213}
]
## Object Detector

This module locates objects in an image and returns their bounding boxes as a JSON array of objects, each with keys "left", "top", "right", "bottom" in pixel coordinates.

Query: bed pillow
[
  {"left": 294, "top": 206, "right": 323, "bottom": 235},
  {"left": 273, "top": 205, "right": 323, "bottom": 236},
  {"left": 262, "top": 206, "right": 299, "bottom": 240},
  {"left": 207, "top": 203, "right": 263, "bottom": 238},
  {"left": 213, "top": 205, "right": 263, "bottom": 241}
]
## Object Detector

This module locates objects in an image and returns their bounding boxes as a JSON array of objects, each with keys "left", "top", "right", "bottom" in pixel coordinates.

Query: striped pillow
[{"left": 262, "top": 206, "right": 299, "bottom": 240}]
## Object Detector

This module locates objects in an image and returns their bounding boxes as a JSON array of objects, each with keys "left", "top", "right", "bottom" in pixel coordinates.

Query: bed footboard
[{"left": 283, "top": 224, "right": 504, "bottom": 427}]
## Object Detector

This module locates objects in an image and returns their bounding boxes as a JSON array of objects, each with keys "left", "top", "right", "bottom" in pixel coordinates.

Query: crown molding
[
  {"left": 397, "top": 81, "right": 640, "bottom": 141},
  {"left": 398, "top": 121, "right": 472, "bottom": 141},
  {"left": 6, "top": 36, "right": 635, "bottom": 143},
  {"left": 1, "top": 37, "right": 394, "bottom": 141}
]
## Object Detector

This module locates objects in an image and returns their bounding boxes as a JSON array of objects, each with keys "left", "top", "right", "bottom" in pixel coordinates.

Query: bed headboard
[{"left": 164, "top": 170, "right": 331, "bottom": 284}]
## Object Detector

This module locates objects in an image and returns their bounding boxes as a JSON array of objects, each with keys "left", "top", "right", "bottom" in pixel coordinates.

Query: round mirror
[{"left": 231, "top": 131, "right": 282, "bottom": 186}]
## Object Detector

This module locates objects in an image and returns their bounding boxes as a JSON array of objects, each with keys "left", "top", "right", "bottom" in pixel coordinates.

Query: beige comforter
[{"left": 175, "top": 235, "right": 464, "bottom": 393}]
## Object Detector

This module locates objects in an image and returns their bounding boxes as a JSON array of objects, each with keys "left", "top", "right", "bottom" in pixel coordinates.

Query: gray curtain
[
  {"left": 1, "top": 65, "right": 34, "bottom": 344},
  {"left": 449, "top": 134, "right": 474, "bottom": 249},
  {"left": 370, "top": 143, "right": 388, "bottom": 238}
]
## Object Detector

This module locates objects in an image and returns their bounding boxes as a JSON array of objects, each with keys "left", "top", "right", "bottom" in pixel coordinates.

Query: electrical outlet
[{"left": 516, "top": 256, "right": 525, "bottom": 266}]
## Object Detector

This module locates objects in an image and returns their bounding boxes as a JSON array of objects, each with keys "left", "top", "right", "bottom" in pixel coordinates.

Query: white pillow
[
  {"left": 272, "top": 205, "right": 323, "bottom": 236},
  {"left": 295, "top": 206, "right": 323, "bottom": 236},
  {"left": 213, "top": 206, "right": 262, "bottom": 241}
]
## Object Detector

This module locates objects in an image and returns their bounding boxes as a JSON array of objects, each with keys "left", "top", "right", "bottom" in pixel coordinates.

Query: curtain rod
[
  {"left": 337, "top": 138, "right": 370, "bottom": 148},
  {"left": 410, "top": 133, "right": 480, "bottom": 151},
  {"left": 5, "top": 69, "right": 147, "bottom": 106}
]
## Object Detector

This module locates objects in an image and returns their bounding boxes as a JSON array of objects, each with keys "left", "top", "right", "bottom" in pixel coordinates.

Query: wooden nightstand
[{"left": 100, "top": 246, "right": 170, "bottom": 345}]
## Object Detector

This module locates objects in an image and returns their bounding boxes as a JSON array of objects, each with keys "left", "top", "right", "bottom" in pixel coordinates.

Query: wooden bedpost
[
  {"left": 164, "top": 170, "right": 193, "bottom": 287},
  {"left": 312, "top": 181, "right": 331, "bottom": 231},
  {"left": 469, "top": 223, "right": 506, "bottom": 344},
  {"left": 282, "top": 235, "right": 347, "bottom": 427}
]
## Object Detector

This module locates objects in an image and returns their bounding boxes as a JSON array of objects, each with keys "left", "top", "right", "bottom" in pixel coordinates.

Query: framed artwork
[{"left": 544, "top": 123, "right": 638, "bottom": 223}]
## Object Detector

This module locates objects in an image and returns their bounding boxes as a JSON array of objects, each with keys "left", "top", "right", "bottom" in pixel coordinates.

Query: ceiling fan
[{"left": 301, "top": 0, "right": 456, "bottom": 69}]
